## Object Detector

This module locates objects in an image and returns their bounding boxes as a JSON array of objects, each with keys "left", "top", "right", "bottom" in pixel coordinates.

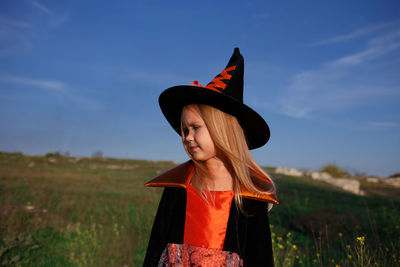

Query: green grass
[
  {"left": 1, "top": 151, "right": 399, "bottom": 266},
  {"left": 269, "top": 173, "right": 400, "bottom": 266}
]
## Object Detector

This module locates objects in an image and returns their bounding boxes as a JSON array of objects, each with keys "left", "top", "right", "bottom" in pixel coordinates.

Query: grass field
[{"left": 1, "top": 151, "right": 399, "bottom": 266}]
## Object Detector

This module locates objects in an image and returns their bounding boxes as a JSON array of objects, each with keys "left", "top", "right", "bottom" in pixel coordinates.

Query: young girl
[{"left": 144, "top": 48, "right": 278, "bottom": 267}]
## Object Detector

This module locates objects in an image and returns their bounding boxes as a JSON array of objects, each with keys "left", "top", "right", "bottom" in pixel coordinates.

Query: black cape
[
  {"left": 143, "top": 187, "right": 274, "bottom": 266},
  {"left": 143, "top": 161, "right": 277, "bottom": 267}
]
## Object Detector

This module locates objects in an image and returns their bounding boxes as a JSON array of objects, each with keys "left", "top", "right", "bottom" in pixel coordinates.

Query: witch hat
[{"left": 159, "top": 48, "right": 270, "bottom": 149}]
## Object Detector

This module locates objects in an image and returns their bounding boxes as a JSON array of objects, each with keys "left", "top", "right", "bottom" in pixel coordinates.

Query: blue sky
[{"left": 1, "top": 0, "right": 399, "bottom": 177}]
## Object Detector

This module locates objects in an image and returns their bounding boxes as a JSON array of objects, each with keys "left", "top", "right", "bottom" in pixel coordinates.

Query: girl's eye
[{"left": 193, "top": 126, "right": 200, "bottom": 130}]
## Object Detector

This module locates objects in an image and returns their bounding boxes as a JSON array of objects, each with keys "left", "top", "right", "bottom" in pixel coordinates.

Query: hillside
[{"left": 1, "top": 151, "right": 399, "bottom": 266}]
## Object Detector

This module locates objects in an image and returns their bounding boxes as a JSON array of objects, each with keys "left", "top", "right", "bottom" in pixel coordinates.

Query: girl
[{"left": 144, "top": 48, "right": 278, "bottom": 267}]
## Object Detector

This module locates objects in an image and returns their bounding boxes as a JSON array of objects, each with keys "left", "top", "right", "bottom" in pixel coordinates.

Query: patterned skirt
[{"left": 158, "top": 243, "right": 243, "bottom": 267}]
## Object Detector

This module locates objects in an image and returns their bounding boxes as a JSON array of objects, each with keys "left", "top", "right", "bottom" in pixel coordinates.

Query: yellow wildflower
[
  {"left": 292, "top": 244, "right": 297, "bottom": 250},
  {"left": 338, "top": 232, "right": 343, "bottom": 237},
  {"left": 356, "top": 236, "right": 365, "bottom": 245}
]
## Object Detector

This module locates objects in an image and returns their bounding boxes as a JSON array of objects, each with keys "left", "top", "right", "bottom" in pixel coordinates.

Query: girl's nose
[{"left": 185, "top": 131, "right": 194, "bottom": 142}]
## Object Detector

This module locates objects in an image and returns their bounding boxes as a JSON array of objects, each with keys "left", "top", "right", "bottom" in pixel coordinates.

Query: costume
[
  {"left": 144, "top": 48, "right": 278, "bottom": 266},
  {"left": 143, "top": 161, "right": 278, "bottom": 267}
]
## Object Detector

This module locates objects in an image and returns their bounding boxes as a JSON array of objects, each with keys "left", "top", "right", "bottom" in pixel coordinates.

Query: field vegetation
[
  {"left": 319, "top": 164, "right": 351, "bottom": 178},
  {"left": 1, "top": 151, "right": 399, "bottom": 266}
]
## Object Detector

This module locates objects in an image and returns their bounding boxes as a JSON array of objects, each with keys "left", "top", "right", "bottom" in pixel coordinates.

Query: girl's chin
[
  {"left": 190, "top": 154, "right": 218, "bottom": 162},
  {"left": 189, "top": 152, "right": 204, "bottom": 161}
]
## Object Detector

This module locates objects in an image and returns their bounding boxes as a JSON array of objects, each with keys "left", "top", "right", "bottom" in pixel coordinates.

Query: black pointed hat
[{"left": 159, "top": 48, "right": 270, "bottom": 149}]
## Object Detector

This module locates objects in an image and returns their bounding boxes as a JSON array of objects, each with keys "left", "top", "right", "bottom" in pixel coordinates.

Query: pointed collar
[{"left": 145, "top": 160, "right": 278, "bottom": 204}]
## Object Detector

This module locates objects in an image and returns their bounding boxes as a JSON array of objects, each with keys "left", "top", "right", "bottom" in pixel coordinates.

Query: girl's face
[{"left": 181, "top": 105, "right": 217, "bottom": 162}]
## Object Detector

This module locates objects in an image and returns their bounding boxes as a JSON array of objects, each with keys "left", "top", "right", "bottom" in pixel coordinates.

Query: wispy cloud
[
  {"left": 368, "top": 121, "right": 399, "bottom": 128},
  {"left": 0, "top": 16, "right": 34, "bottom": 29},
  {"left": 0, "top": 73, "right": 103, "bottom": 111},
  {"left": 27, "top": 0, "right": 69, "bottom": 28},
  {"left": 279, "top": 25, "right": 400, "bottom": 119},
  {"left": 332, "top": 30, "right": 400, "bottom": 66},
  {"left": 0, "top": 74, "right": 66, "bottom": 92},
  {"left": 0, "top": 2, "right": 68, "bottom": 56},
  {"left": 28, "top": 0, "right": 55, "bottom": 16},
  {"left": 121, "top": 68, "right": 192, "bottom": 88},
  {"left": 310, "top": 21, "right": 400, "bottom": 46},
  {"left": 48, "top": 14, "right": 69, "bottom": 28},
  {"left": 0, "top": 16, "right": 34, "bottom": 56}
]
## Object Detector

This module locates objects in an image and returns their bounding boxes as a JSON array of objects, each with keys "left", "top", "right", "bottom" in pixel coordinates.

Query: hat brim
[{"left": 159, "top": 85, "right": 270, "bottom": 150}]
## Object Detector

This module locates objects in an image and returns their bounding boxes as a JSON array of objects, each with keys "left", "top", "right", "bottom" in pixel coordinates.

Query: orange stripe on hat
[
  {"left": 206, "top": 65, "right": 236, "bottom": 92},
  {"left": 190, "top": 65, "right": 236, "bottom": 93}
]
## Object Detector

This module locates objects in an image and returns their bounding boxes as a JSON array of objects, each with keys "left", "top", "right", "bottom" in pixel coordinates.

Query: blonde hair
[{"left": 181, "top": 104, "right": 275, "bottom": 211}]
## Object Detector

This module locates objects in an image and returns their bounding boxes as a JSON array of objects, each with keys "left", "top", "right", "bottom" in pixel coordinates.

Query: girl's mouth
[{"left": 189, "top": 146, "right": 199, "bottom": 152}]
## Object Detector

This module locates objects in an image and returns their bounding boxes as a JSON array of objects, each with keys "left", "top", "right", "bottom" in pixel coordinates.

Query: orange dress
[
  {"left": 184, "top": 184, "right": 234, "bottom": 249},
  {"left": 158, "top": 184, "right": 243, "bottom": 266}
]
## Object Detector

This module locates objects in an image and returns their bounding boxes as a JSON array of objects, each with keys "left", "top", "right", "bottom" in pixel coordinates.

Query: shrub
[
  {"left": 45, "top": 152, "right": 62, "bottom": 158},
  {"left": 320, "top": 164, "right": 350, "bottom": 178},
  {"left": 91, "top": 151, "right": 103, "bottom": 159}
]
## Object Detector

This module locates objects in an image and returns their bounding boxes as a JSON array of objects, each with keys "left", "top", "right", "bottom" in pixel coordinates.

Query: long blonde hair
[{"left": 182, "top": 104, "right": 275, "bottom": 211}]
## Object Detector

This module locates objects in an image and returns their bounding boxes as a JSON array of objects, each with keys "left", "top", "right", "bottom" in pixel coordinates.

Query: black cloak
[{"left": 143, "top": 161, "right": 277, "bottom": 267}]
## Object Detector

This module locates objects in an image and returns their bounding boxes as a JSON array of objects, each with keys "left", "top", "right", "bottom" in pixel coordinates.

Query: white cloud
[
  {"left": 122, "top": 68, "right": 192, "bottom": 88},
  {"left": 0, "top": 16, "right": 34, "bottom": 29},
  {"left": 368, "top": 121, "right": 399, "bottom": 128},
  {"left": 0, "top": 16, "right": 34, "bottom": 56},
  {"left": 332, "top": 30, "right": 400, "bottom": 66},
  {"left": 310, "top": 20, "right": 400, "bottom": 46},
  {"left": 48, "top": 14, "right": 69, "bottom": 28},
  {"left": 0, "top": 73, "right": 103, "bottom": 112},
  {"left": 0, "top": 74, "right": 65, "bottom": 92},
  {"left": 28, "top": 0, "right": 55, "bottom": 16},
  {"left": 279, "top": 27, "right": 400, "bottom": 119},
  {"left": 27, "top": 0, "right": 69, "bottom": 28},
  {"left": 0, "top": 2, "right": 68, "bottom": 56}
]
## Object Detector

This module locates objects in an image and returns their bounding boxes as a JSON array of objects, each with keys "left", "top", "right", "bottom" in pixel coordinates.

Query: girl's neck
[{"left": 192, "top": 157, "right": 233, "bottom": 191}]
